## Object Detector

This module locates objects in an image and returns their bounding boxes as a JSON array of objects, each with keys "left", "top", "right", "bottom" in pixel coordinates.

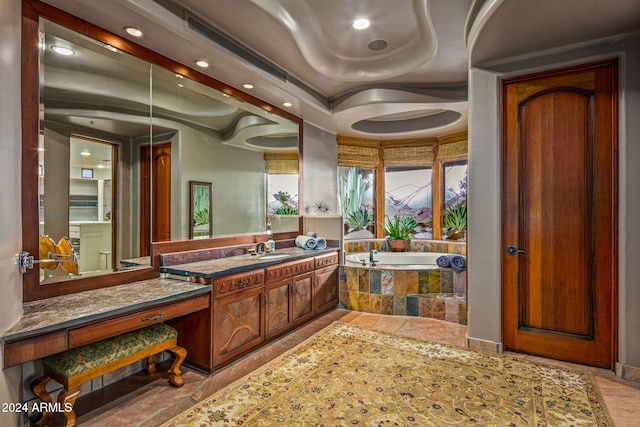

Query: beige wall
[
  {"left": 302, "top": 123, "right": 338, "bottom": 215},
  {"left": 0, "top": 1, "right": 27, "bottom": 426},
  {"left": 467, "top": 37, "right": 640, "bottom": 368}
]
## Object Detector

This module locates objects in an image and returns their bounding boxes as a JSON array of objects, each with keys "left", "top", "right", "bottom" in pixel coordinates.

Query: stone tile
[
  {"left": 371, "top": 315, "right": 407, "bottom": 333},
  {"left": 406, "top": 271, "right": 419, "bottom": 294},
  {"left": 381, "top": 295, "right": 394, "bottom": 315},
  {"left": 348, "top": 292, "right": 359, "bottom": 311},
  {"left": 418, "top": 271, "right": 430, "bottom": 294},
  {"left": 429, "top": 270, "right": 441, "bottom": 294},
  {"left": 459, "top": 303, "right": 467, "bottom": 325},
  {"left": 369, "top": 294, "right": 382, "bottom": 314},
  {"left": 393, "top": 295, "right": 407, "bottom": 315},
  {"left": 369, "top": 269, "right": 382, "bottom": 294},
  {"left": 381, "top": 270, "right": 394, "bottom": 295},
  {"left": 419, "top": 297, "right": 433, "bottom": 318},
  {"left": 453, "top": 270, "right": 466, "bottom": 296},
  {"left": 358, "top": 293, "right": 370, "bottom": 313},
  {"left": 440, "top": 270, "right": 453, "bottom": 294},
  {"left": 339, "top": 291, "right": 348, "bottom": 308},
  {"left": 432, "top": 299, "right": 445, "bottom": 320},
  {"left": 406, "top": 296, "right": 419, "bottom": 316},
  {"left": 394, "top": 271, "right": 408, "bottom": 294},
  {"left": 444, "top": 300, "right": 459, "bottom": 324},
  {"left": 347, "top": 312, "right": 379, "bottom": 328},
  {"left": 358, "top": 269, "right": 370, "bottom": 293},
  {"left": 347, "top": 268, "right": 359, "bottom": 292}
]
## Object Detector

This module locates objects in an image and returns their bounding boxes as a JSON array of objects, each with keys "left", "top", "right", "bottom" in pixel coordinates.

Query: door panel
[{"left": 502, "top": 60, "right": 617, "bottom": 369}]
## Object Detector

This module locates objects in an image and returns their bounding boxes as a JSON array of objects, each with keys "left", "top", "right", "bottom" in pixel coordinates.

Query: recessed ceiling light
[
  {"left": 178, "top": 84, "right": 184, "bottom": 88},
  {"left": 175, "top": 74, "right": 184, "bottom": 79},
  {"left": 124, "top": 26, "right": 143, "bottom": 38},
  {"left": 195, "top": 60, "right": 209, "bottom": 68},
  {"left": 243, "top": 83, "right": 254, "bottom": 89},
  {"left": 97, "top": 164, "right": 105, "bottom": 169},
  {"left": 80, "top": 148, "right": 91, "bottom": 156},
  {"left": 51, "top": 45, "right": 75, "bottom": 56},
  {"left": 104, "top": 45, "right": 118, "bottom": 53},
  {"left": 353, "top": 18, "right": 370, "bottom": 30},
  {"left": 282, "top": 102, "right": 292, "bottom": 107}
]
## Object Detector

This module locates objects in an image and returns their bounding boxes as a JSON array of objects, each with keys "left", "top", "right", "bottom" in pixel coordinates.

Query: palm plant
[{"left": 381, "top": 215, "right": 418, "bottom": 240}]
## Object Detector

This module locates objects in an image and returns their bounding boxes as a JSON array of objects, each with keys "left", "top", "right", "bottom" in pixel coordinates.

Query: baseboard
[
  {"left": 616, "top": 362, "right": 640, "bottom": 382},
  {"left": 466, "top": 335, "right": 503, "bottom": 353}
]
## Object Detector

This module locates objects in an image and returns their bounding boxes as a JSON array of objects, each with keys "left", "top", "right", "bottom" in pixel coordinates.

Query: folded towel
[
  {"left": 295, "top": 235, "right": 317, "bottom": 250},
  {"left": 450, "top": 255, "right": 466, "bottom": 273},
  {"left": 306, "top": 231, "right": 318, "bottom": 238},
  {"left": 315, "top": 237, "right": 327, "bottom": 250},
  {"left": 436, "top": 255, "right": 451, "bottom": 268}
]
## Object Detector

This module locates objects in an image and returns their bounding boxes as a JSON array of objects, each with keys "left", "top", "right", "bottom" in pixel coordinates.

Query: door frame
[{"left": 500, "top": 58, "right": 618, "bottom": 369}]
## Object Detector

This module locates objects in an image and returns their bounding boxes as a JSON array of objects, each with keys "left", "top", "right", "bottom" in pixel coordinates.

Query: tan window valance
[
  {"left": 264, "top": 153, "right": 299, "bottom": 174},
  {"left": 437, "top": 139, "right": 468, "bottom": 162},
  {"left": 383, "top": 145, "right": 434, "bottom": 167},
  {"left": 337, "top": 144, "right": 379, "bottom": 169}
]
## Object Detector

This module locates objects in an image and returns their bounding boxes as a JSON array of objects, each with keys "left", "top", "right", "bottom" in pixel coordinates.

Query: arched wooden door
[
  {"left": 501, "top": 59, "right": 617, "bottom": 369},
  {"left": 140, "top": 143, "right": 171, "bottom": 256}
]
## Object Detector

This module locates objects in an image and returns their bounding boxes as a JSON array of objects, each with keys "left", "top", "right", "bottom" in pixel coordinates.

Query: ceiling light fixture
[
  {"left": 124, "top": 26, "right": 143, "bottom": 38},
  {"left": 195, "top": 60, "right": 209, "bottom": 68},
  {"left": 243, "top": 83, "right": 254, "bottom": 89},
  {"left": 51, "top": 45, "right": 75, "bottom": 56},
  {"left": 104, "top": 45, "right": 118, "bottom": 53},
  {"left": 80, "top": 148, "right": 91, "bottom": 156},
  {"left": 282, "top": 102, "right": 292, "bottom": 107},
  {"left": 353, "top": 18, "right": 370, "bottom": 30}
]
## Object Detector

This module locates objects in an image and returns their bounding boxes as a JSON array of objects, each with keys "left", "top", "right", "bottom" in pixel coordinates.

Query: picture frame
[{"left": 189, "top": 181, "right": 212, "bottom": 239}]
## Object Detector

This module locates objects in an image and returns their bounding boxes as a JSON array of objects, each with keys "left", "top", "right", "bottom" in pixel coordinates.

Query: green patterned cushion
[{"left": 43, "top": 323, "right": 177, "bottom": 378}]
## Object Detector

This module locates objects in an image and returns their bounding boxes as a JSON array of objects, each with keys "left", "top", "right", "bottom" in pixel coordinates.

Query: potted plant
[
  {"left": 345, "top": 208, "right": 374, "bottom": 236},
  {"left": 443, "top": 204, "right": 467, "bottom": 240},
  {"left": 381, "top": 215, "right": 417, "bottom": 252}
]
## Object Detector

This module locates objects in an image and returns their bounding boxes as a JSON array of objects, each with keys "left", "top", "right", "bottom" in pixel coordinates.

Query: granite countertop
[
  {"left": 1, "top": 279, "right": 210, "bottom": 342},
  {"left": 119, "top": 256, "right": 151, "bottom": 267},
  {"left": 162, "top": 246, "right": 339, "bottom": 280}
]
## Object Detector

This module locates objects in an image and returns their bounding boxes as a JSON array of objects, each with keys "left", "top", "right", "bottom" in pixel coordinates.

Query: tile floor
[{"left": 41, "top": 309, "right": 640, "bottom": 426}]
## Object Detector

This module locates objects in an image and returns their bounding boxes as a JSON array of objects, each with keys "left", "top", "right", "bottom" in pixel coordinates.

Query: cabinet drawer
[
  {"left": 315, "top": 252, "right": 339, "bottom": 269},
  {"left": 213, "top": 269, "right": 264, "bottom": 298},
  {"left": 265, "top": 258, "right": 315, "bottom": 283},
  {"left": 68, "top": 294, "right": 210, "bottom": 348}
]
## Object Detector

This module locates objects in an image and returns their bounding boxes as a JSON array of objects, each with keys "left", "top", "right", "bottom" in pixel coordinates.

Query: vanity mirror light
[{"left": 22, "top": 0, "right": 302, "bottom": 302}]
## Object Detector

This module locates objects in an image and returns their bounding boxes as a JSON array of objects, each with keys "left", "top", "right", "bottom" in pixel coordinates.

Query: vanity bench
[{"left": 30, "top": 323, "right": 186, "bottom": 427}]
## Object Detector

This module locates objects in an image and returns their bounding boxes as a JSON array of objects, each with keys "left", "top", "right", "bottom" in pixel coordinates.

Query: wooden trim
[
  {"left": 432, "top": 145, "right": 443, "bottom": 240},
  {"left": 4, "top": 331, "right": 67, "bottom": 368},
  {"left": 376, "top": 149, "right": 385, "bottom": 238}
]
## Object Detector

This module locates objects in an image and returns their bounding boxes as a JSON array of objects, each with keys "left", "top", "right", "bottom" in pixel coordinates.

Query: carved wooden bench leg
[
  {"left": 29, "top": 376, "right": 53, "bottom": 425},
  {"left": 146, "top": 355, "right": 157, "bottom": 375},
  {"left": 58, "top": 387, "right": 80, "bottom": 427},
  {"left": 167, "top": 346, "right": 187, "bottom": 387}
]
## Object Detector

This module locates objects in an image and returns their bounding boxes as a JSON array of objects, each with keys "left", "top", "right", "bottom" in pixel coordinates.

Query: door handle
[{"left": 506, "top": 245, "right": 527, "bottom": 255}]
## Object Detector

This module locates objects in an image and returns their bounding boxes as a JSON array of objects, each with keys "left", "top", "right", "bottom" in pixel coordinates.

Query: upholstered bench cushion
[{"left": 42, "top": 323, "right": 177, "bottom": 378}]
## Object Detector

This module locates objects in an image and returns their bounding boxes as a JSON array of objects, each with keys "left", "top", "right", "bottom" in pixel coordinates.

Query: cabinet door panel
[
  {"left": 293, "top": 272, "right": 315, "bottom": 326},
  {"left": 266, "top": 280, "right": 293, "bottom": 339},
  {"left": 315, "top": 265, "right": 339, "bottom": 315},
  {"left": 213, "top": 287, "right": 265, "bottom": 367}
]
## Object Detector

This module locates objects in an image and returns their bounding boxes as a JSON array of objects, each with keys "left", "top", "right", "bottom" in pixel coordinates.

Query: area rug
[{"left": 161, "top": 322, "right": 614, "bottom": 426}]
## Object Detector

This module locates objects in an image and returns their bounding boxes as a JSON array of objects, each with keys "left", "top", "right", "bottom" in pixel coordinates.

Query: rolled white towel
[
  {"left": 306, "top": 231, "right": 318, "bottom": 238},
  {"left": 315, "top": 237, "right": 327, "bottom": 250},
  {"left": 295, "top": 235, "right": 317, "bottom": 249}
]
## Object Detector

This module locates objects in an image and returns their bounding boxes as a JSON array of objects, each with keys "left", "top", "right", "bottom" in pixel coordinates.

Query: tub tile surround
[{"left": 340, "top": 239, "right": 467, "bottom": 325}]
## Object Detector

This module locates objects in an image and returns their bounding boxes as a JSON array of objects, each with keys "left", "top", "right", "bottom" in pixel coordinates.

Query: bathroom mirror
[{"left": 22, "top": 0, "right": 301, "bottom": 301}]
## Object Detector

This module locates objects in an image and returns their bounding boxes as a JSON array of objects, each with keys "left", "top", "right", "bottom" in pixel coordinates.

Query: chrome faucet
[{"left": 369, "top": 249, "right": 378, "bottom": 266}]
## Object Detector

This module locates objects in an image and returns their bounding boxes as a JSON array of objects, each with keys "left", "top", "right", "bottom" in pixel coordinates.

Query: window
[
  {"left": 338, "top": 167, "right": 375, "bottom": 238},
  {"left": 384, "top": 167, "right": 432, "bottom": 238},
  {"left": 267, "top": 174, "right": 299, "bottom": 215},
  {"left": 442, "top": 159, "right": 468, "bottom": 239}
]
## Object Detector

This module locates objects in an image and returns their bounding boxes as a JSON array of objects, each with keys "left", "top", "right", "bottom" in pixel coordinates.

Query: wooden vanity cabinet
[
  {"left": 212, "top": 270, "right": 266, "bottom": 367},
  {"left": 265, "top": 279, "right": 293, "bottom": 340},
  {"left": 314, "top": 253, "right": 340, "bottom": 315},
  {"left": 292, "top": 272, "right": 315, "bottom": 326}
]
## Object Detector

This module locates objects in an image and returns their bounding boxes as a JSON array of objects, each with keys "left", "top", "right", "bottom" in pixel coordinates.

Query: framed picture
[{"left": 189, "top": 181, "right": 212, "bottom": 239}]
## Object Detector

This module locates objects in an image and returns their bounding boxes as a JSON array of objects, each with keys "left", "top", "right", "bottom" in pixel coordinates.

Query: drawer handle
[
  {"left": 235, "top": 279, "right": 250, "bottom": 287},
  {"left": 141, "top": 313, "right": 165, "bottom": 322}
]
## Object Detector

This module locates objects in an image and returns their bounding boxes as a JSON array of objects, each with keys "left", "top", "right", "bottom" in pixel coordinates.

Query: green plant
[
  {"left": 443, "top": 204, "right": 467, "bottom": 232},
  {"left": 193, "top": 208, "right": 209, "bottom": 225},
  {"left": 345, "top": 208, "right": 374, "bottom": 232},
  {"left": 381, "top": 215, "right": 418, "bottom": 240},
  {"left": 338, "top": 168, "right": 371, "bottom": 219},
  {"left": 274, "top": 206, "right": 298, "bottom": 215}
]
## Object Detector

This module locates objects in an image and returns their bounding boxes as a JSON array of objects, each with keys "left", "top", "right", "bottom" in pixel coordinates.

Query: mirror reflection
[{"left": 37, "top": 18, "right": 300, "bottom": 285}]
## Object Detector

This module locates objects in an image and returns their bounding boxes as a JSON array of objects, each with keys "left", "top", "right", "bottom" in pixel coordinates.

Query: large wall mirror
[{"left": 22, "top": 0, "right": 302, "bottom": 301}]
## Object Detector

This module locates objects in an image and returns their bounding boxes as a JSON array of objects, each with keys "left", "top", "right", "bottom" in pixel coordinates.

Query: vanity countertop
[
  {"left": 162, "top": 246, "right": 339, "bottom": 280},
  {"left": 1, "top": 279, "right": 210, "bottom": 342}
]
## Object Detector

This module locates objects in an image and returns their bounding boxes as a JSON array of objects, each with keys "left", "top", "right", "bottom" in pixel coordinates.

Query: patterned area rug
[{"left": 162, "top": 323, "right": 614, "bottom": 426}]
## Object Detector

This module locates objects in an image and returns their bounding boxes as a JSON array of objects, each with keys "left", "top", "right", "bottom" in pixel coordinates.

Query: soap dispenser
[{"left": 267, "top": 223, "right": 276, "bottom": 253}]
